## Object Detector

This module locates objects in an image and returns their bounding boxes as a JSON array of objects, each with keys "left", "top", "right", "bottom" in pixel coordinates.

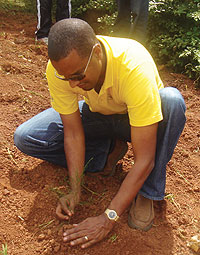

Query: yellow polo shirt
[{"left": 46, "top": 36, "right": 164, "bottom": 127}]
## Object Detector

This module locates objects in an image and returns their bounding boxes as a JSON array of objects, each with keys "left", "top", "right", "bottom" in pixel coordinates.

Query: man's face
[{"left": 51, "top": 45, "right": 102, "bottom": 91}]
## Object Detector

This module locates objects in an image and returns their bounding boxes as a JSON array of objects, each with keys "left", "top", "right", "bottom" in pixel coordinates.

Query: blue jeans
[
  {"left": 14, "top": 87, "right": 186, "bottom": 200},
  {"left": 114, "top": 0, "right": 149, "bottom": 44}
]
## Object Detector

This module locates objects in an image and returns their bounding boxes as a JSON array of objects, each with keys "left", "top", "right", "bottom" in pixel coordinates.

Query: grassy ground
[{"left": 0, "top": 0, "right": 37, "bottom": 13}]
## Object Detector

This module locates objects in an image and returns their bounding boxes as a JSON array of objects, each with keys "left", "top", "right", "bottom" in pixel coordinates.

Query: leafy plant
[
  {"left": 147, "top": 0, "right": 200, "bottom": 81},
  {"left": 72, "top": 0, "right": 116, "bottom": 18},
  {"left": 0, "top": 0, "right": 36, "bottom": 13}
]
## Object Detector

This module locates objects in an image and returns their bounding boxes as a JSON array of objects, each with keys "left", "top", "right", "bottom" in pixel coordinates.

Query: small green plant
[
  {"left": 49, "top": 187, "right": 66, "bottom": 197},
  {"left": 0, "top": 243, "right": 7, "bottom": 255},
  {"left": 38, "top": 219, "right": 55, "bottom": 229},
  {"left": 110, "top": 233, "right": 118, "bottom": 242},
  {"left": 81, "top": 157, "right": 107, "bottom": 197},
  {"left": 165, "top": 193, "right": 180, "bottom": 210}
]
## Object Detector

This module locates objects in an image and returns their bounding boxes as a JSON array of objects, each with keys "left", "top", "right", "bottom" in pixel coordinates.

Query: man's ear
[{"left": 94, "top": 43, "right": 103, "bottom": 60}]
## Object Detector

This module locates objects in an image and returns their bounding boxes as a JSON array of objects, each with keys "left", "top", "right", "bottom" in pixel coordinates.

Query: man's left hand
[{"left": 63, "top": 213, "right": 115, "bottom": 248}]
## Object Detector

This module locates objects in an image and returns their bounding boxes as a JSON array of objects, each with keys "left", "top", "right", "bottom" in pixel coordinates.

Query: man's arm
[
  {"left": 62, "top": 123, "right": 158, "bottom": 248},
  {"left": 107, "top": 123, "right": 158, "bottom": 215},
  {"left": 56, "top": 109, "right": 85, "bottom": 220}
]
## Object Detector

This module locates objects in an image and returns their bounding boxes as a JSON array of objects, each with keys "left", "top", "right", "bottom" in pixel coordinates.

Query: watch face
[{"left": 109, "top": 211, "right": 116, "bottom": 219}]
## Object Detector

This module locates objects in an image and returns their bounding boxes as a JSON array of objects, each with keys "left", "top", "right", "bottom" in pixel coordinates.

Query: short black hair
[{"left": 48, "top": 18, "right": 98, "bottom": 61}]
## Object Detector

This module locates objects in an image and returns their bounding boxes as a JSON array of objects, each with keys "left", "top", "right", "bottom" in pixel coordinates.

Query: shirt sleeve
[
  {"left": 46, "top": 61, "right": 79, "bottom": 115},
  {"left": 121, "top": 61, "right": 163, "bottom": 127}
]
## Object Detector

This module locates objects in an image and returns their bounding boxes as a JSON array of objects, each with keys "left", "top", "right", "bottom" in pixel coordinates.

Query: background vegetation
[
  {"left": 0, "top": 0, "right": 199, "bottom": 85},
  {"left": 147, "top": 0, "right": 200, "bottom": 86}
]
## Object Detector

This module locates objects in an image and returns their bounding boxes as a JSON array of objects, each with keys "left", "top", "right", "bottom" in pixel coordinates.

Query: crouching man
[{"left": 14, "top": 18, "right": 186, "bottom": 248}]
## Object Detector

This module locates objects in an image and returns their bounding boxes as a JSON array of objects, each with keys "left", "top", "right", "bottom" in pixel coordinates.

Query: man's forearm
[
  {"left": 108, "top": 160, "right": 154, "bottom": 216},
  {"left": 64, "top": 131, "right": 85, "bottom": 196},
  {"left": 107, "top": 124, "right": 158, "bottom": 217}
]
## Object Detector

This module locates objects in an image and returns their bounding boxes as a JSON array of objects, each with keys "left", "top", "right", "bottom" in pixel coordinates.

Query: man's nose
[{"left": 69, "top": 80, "right": 80, "bottom": 88}]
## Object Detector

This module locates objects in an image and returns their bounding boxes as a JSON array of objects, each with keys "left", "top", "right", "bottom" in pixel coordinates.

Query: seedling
[
  {"left": 193, "top": 147, "right": 199, "bottom": 153},
  {"left": 49, "top": 187, "right": 66, "bottom": 198},
  {"left": 165, "top": 193, "right": 180, "bottom": 210},
  {"left": 0, "top": 244, "right": 7, "bottom": 255},
  {"left": 110, "top": 233, "right": 118, "bottom": 243},
  {"left": 81, "top": 183, "right": 105, "bottom": 197},
  {"left": 16, "top": 81, "right": 45, "bottom": 98},
  {"left": 38, "top": 219, "right": 55, "bottom": 230},
  {"left": 0, "top": 32, "right": 6, "bottom": 37},
  {"left": 6, "top": 147, "right": 17, "bottom": 165},
  {"left": 175, "top": 169, "right": 191, "bottom": 185}
]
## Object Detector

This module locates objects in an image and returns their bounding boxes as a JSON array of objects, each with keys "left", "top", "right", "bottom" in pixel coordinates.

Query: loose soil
[{"left": 0, "top": 9, "right": 200, "bottom": 255}]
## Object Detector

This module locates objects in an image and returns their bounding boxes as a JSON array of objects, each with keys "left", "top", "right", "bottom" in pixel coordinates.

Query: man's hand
[
  {"left": 56, "top": 192, "right": 80, "bottom": 220},
  {"left": 63, "top": 213, "right": 115, "bottom": 248}
]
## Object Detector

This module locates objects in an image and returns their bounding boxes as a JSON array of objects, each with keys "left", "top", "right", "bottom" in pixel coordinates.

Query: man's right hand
[
  {"left": 56, "top": 192, "right": 80, "bottom": 220},
  {"left": 58, "top": 110, "right": 85, "bottom": 221}
]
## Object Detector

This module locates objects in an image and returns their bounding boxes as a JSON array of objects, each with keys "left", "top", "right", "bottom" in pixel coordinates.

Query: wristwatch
[{"left": 104, "top": 209, "right": 119, "bottom": 221}]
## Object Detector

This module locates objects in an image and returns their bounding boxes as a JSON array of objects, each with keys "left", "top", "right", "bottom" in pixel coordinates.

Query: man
[
  {"left": 14, "top": 18, "right": 186, "bottom": 249},
  {"left": 113, "top": 0, "right": 149, "bottom": 44}
]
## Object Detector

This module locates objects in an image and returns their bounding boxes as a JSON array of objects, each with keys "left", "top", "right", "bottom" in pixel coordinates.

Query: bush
[
  {"left": 71, "top": 0, "right": 117, "bottom": 34},
  {"left": 0, "top": 0, "right": 36, "bottom": 13},
  {"left": 147, "top": 0, "right": 200, "bottom": 81}
]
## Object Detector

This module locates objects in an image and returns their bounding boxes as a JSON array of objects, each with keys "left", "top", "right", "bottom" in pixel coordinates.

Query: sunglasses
[{"left": 54, "top": 43, "right": 98, "bottom": 82}]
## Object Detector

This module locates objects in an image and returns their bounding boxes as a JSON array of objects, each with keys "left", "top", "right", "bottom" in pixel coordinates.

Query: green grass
[
  {"left": 165, "top": 193, "right": 180, "bottom": 210},
  {"left": 110, "top": 233, "right": 118, "bottom": 242},
  {"left": 38, "top": 219, "right": 55, "bottom": 230},
  {"left": 49, "top": 187, "right": 67, "bottom": 198},
  {"left": 0, "top": 244, "right": 7, "bottom": 255},
  {"left": 0, "top": 0, "right": 36, "bottom": 13}
]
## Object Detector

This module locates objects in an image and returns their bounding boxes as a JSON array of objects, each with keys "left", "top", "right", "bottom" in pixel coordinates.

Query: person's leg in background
[
  {"left": 113, "top": 0, "right": 131, "bottom": 38},
  {"left": 113, "top": 0, "right": 149, "bottom": 45},
  {"left": 35, "top": 0, "right": 52, "bottom": 42},
  {"left": 56, "top": 0, "right": 71, "bottom": 21},
  {"left": 130, "top": 0, "right": 149, "bottom": 44}
]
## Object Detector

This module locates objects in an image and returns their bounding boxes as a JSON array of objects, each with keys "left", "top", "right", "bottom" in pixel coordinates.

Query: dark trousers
[
  {"left": 35, "top": 0, "right": 71, "bottom": 39},
  {"left": 114, "top": 0, "right": 149, "bottom": 44}
]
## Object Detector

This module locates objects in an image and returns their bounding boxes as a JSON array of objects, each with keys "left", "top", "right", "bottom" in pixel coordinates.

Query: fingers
[
  {"left": 60, "top": 198, "right": 74, "bottom": 217},
  {"left": 63, "top": 224, "right": 101, "bottom": 249},
  {"left": 63, "top": 232, "right": 96, "bottom": 248},
  {"left": 81, "top": 238, "right": 97, "bottom": 249},
  {"left": 63, "top": 226, "right": 87, "bottom": 244},
  {"left": 62, "top": 215, "right": 112, "bottom": 248},
  {"left": 63, "top": 229, "right": 81, "bottom": 242},
  {"left": 71, "top": 236, "right": 97, "bottom": 249},
  {"left": 69, "top": 236, "right": 89, "bottom": 246},
  {"left": 64, "top": 232, "right": 101, "bottom": 249},
  {"left": 56, "top": 204, "right": 70, "bottom": 220}
]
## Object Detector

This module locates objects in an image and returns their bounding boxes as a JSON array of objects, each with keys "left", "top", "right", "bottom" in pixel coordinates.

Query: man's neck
[{"left": 95, "top": 41, "right": 107, "bottom": 94}]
